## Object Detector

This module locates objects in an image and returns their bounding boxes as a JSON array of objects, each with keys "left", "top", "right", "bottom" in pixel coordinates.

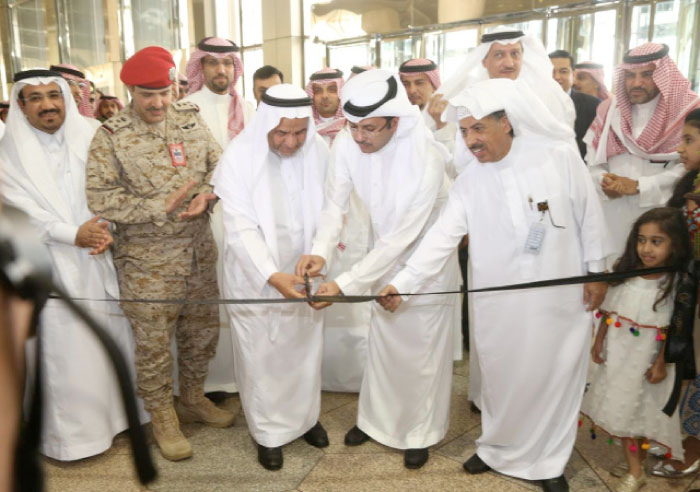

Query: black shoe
[
  {"left": 470, "top": 402, "right": 481, "bottom": 414},
  {"left": 303, "top": 422, "right": 329, "bottom": 448},
  {"left": 463, "top": 453, "right": 491, "bottom": 474},
  {"left": 540, "top": 476, "right": 568, "bottom": 492},
  {"left": 344, "top": 425, "right": 370, "bottom": 446},
  {"left": 257, "top": 444, "right": 283, "bottom": 471},
  {"left": 404, "top": 448, "right": 429, "bottom": 469}
]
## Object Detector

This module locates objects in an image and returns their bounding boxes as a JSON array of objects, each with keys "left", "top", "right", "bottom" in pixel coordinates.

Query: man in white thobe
[
  {"left": 184, "top": 37, "right": 256, "bottom": 394},
  {"left": 210, "top": 84, "right": 329, "bottom": 471},
  {"left": 296, "top": 69, "right": 459, "bottom": 470},
  {"left": 0, "top": 69, "right": 145, "bottom": 461},
  {"left": 439, "top": 27, "right": 578, "bottom": 411},
  {"left": 399, "top": 58, "right": 457, "bottom": 165},
  {"left": 585, "top": 42, "right": 700, "bottom": 267},
  {"left": 306, "top": 67, "right": 372, "bottom": 392},
  {"left": 378, "top": 78, "right": 610, "bottom": 492}
]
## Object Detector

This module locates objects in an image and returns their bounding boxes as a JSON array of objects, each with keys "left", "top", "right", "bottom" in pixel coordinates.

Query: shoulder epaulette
[
  {"left": 172, "top": 100, "right": 200, "bottom": 113},
  {"left": 101, "top": 114, "right": 131, "bottom": 134}
]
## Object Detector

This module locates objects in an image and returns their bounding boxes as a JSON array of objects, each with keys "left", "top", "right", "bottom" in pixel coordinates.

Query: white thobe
[
  {"left": 0, "top": 125, "right": 146, "bottom": 461},
  {"left": 182, "top": 86, "right": 256, "bottom": 393},
  {"left": 218, "top": 145, "right": 326, "bottom": 447},
  {"left": 392, "top": 135, "right": 609, "bottom": 479},
  {"left": 312, "top": 134, "right": 459, "bottom": 449},
  {"left": 422, "top": 107, "right": 457, "bottom": 175},
  {"left": 321, "top": 130, "right": 372, "bottom": 392},
  {"left": 587, "top": 94, "right": 686, "bottom": 268}
]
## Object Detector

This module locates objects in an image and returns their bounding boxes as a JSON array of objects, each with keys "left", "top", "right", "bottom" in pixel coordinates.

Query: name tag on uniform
[
  {"left": 168, "top": 143, "right": 187, "bottom": 167},
  {"left": 524, "top": 222, "right": 546, "bottom": 255}
]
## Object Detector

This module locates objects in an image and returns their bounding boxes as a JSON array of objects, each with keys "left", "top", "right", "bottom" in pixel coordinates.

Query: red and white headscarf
[
  {"left": 348, "top": 65, "right": 375, "bottom": 80},
  {"left": 398, "top": 58, "right": 441, "bottom": 90},
  {"left": 185, "top": 37, "right": 245, "bottom": 140},
  {"left": 49, "top": 64, "right": 95, "bottom": 118},
  {"left": 305, "top": 67, "right": 345, "bottom": 142},
  {"left": 94, "top": 95, "right": 124, "bottom": 118},
  {"left": 588, "top": 43, "right": 700, "bottom": 161},
  {"left": 574, "top": 61, "right": 610, "bottom": 100}
]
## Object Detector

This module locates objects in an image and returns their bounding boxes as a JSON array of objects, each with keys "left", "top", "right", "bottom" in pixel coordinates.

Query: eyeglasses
[{"left": 24, "top": 91, "right": 63, "bottom": 104}]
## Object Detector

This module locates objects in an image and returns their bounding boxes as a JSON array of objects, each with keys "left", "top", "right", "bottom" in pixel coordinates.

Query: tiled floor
[{"left": 40, "top": 359, "right": 700, "bottom": 491}]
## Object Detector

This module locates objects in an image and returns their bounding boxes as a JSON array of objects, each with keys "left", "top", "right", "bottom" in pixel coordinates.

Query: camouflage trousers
[{"left": 117, "top": 255, "right": 219, "bottom": 412}]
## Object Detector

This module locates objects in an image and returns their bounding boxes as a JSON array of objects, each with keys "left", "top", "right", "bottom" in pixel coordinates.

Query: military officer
[{"left": 86, "top": 46, "right": 233, "bottom": 461}]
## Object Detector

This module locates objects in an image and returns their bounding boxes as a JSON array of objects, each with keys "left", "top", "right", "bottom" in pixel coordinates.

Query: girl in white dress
[{"left": 581, "top": 207, "right": 691, "bottom": 492}]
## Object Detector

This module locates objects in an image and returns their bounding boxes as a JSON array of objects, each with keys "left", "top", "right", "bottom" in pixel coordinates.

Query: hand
[
  {"left": 310, "top": 281, "right": 341, "bottom": 310},
  {"left": 426, "top": 94, "right": 448, "bottom": 129},
  {"left": 601, "top": 173, "right": 638, "bottom": 197},
  {"left": 377, "top": 285, "right": 402, "bottom": 312},
  {"left": 583, "top": 281, "right": 607, "bottom": 312},
  {"left": 591, "top": 336, "right": 605, "bottom": 364},
  {"left": 645, "top": 359, "right": 667, "bottom": 383},
  {"left": 268, "top": 272, "right": 306, "bottom": 300},
  {"left": 165, "top": 179, "right": 197, "bottom": 214},
  {"left": 75, "top": 216, "right": 113, "bottom": 255},
  {"left": 178, "top": 192, "right": 217, "bottom": 220},
  {"left": 295, "top": 254, "right": 326, "bottom": 278}
]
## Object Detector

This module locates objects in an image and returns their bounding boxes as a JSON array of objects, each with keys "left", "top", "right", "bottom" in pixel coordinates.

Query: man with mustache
[
  {"left": 0, "top": 69, "right": 146, "bottom": 460},
  {"left": 399, "top": 59, "right": 457, "bottom": 168},
  {"left": 439, "top": 26, "right": 575, "bottom": 164},
  {"left": 585, "top": 42, "right": 700, "bottom": 266},
  {"left": 182, "top": 37, "right": 256, "bottom": 397},
  {"left": 377, "top": 78, "right": 610, "bottom": 492},
  {"left": 296, "top": 69, "right": 459, "bottom": 470},
  {"left": 86, "top": 46, "right": 234, "bottom": 461}
]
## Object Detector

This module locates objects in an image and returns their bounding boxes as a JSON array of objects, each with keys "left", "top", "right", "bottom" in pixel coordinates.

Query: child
[
  {"left": 581, "top": 207, "right": 691, "bottom": 492},
  {"left": 652, "top": 109, "right": 700, "bottom": 479}
]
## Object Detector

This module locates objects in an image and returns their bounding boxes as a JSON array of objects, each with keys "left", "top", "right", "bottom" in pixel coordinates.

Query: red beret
[{"left": 120, "top": 46, "right": 176, "bottom": 89}]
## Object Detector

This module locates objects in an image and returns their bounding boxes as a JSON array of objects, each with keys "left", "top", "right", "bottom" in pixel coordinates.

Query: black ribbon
[{"left": 52, "top": 266, "right": 677, "bottom": 305}]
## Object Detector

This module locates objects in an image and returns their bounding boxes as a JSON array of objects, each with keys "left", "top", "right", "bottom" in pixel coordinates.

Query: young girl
[
  {"left": 652, "top": 109, "right": 700, "bottom": 479},
  {"left": 581, "top": 207, "right": 691, "bottom": 492}
]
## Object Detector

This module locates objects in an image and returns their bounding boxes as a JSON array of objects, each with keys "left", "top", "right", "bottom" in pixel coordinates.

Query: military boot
[
  {"left": 176, "top": 387, "right": 235, "bottom": 428},
  {"left": 151, "top": 406, "right": 192, "bottom": 461}
]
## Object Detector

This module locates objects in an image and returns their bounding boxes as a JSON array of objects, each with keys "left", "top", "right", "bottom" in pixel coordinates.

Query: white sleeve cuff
[
  {"left": 587, "top": 260, "right": 606, "bottom": 274},
  {"left": 50, "top": 222, "right": 80, "bottom": 246}
]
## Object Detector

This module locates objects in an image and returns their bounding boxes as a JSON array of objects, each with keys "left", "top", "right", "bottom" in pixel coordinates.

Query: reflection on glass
[
  {"left": 127, "top": 0, "right": 179, "bottom": 51},
  {"left": 241, "top": 0, "right": 263, "bottom": 46},
  {"left": 424, "top": 29, "right": 478, "bottom": 82},
  {"left": 57, "top": 0, "right": 106, "bottom": 68},
  {"left": 327, "top": 42, "right": 374, "bottom": 79},
  {"left": 630, "top": 4, "right": 651, "bottom": 49},
  {"left": 242, "top": 47, "right": 264, "bottom": 102},
  {"left": 8, "top": 0, "right": 48, "bottom": 70},
  {"left": 592, "top": 9, "right": 617, "bottom": 90},
  {"left": 652, "top": 0, "right": 696, "bottom": 85},
  {"left": 380, "top": 38, "right": 414, "bottom": 71}
]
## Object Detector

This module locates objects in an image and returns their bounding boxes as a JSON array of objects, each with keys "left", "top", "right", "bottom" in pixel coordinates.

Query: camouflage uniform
[{"left": 86, "top": 101, "right": 222, "bottom": 412}]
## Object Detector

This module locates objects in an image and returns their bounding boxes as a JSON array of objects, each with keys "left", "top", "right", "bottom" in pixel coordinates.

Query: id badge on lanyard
[{"left": 168, "top": 143, "right": 187, "bottom": 167}]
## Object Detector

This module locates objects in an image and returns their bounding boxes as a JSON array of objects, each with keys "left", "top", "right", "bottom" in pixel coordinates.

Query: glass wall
[
  {"left": 238, "top": 0, "right": 264, "bottom": 101},
  {"left": 120, "top": 0, "right": 181, "bottom": 58},
  {"left": 6, "top": 0, "right": 49, "bottom": 71},
  {"left": 56, "top": 0, "right": 107, "bottom": 68},
  {"left": 424, "top": 28, "right": 479, "bottom": 82},
  {"left": 327, "top": 41, "right": 374, "bottom": 77},
  {"left": 379, "top": 37, "right": 416, "bottom": 70}
]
